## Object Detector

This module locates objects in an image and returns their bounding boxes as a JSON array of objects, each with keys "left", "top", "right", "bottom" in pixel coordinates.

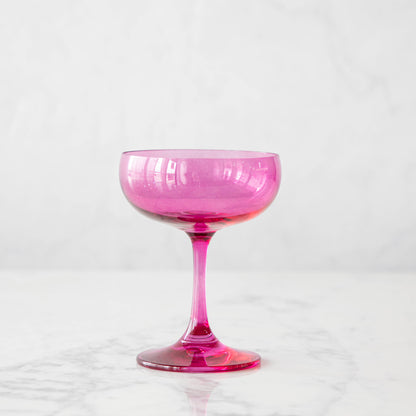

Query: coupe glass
[{"left": 119, "top": 149, "right": 281, "bottom": 372}]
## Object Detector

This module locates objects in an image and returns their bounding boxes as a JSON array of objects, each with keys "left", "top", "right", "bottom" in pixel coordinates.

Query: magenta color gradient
[
  {"left": 120, "top": 149, "right": 280, "bottom": 233},
  {"left": 119, "top": 149, "right": 281, "bottom": 372}
]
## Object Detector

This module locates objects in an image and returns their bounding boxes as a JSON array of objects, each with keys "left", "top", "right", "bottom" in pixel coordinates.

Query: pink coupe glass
[{"left": 120, "top": 149, "right": 281, "bottom": 372}]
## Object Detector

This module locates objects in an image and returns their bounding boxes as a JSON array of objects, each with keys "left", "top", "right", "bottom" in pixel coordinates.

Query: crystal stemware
[{"left": 119, "top": 149, "right": 281, "bottom": 372}]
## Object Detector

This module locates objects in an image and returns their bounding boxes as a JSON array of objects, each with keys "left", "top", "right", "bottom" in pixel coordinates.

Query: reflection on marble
[{"left": 0, "top": 270, "right": 415, "bottom": 415}]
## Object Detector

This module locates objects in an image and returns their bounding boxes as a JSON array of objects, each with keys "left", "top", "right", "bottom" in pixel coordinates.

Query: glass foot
[{"left": 137, "top": 339, "right": 261, "bottom": 373}]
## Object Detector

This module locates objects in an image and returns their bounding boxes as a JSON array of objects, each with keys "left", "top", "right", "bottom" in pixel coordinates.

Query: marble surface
[{"left": 0, "top": 270, "right": 415, "bottom": 415}]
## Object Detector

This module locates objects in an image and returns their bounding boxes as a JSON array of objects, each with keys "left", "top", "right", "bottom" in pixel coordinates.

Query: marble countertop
[{"left": 0, "top": 270, "right": 415, "bottom": 415}]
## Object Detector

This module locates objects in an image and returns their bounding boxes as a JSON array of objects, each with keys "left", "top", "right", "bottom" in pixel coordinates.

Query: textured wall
[{"left": 0, "top": 0, "right": 415, "bottom": 271}]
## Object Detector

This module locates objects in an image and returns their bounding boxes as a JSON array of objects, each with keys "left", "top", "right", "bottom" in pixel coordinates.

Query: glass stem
[{"left": 182, "top": 232, "right": 216, "bottom": 344}]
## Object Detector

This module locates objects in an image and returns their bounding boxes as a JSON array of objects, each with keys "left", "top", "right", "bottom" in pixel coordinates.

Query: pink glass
[{"left": 119, "top": 149, "right": 281, "bottom": 372}]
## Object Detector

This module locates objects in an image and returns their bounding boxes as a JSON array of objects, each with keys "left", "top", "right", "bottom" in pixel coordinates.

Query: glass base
[{"left": 137, "top": 339, "right": 261, "bottom": 373}]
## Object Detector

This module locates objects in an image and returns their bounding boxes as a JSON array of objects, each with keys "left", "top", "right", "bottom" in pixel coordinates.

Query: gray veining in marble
[{"left": 1, "top": 270, "right": 415, "bottom": 415}]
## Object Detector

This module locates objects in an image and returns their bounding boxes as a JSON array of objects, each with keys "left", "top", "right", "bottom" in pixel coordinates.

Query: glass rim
[{"left": 121, "top": 149, "right": 279, "bottom": 159}]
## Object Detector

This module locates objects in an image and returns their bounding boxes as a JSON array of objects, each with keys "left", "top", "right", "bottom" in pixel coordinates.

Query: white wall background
[{"left": 0, "top": 0, "right": 415, "bottom": 271}]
